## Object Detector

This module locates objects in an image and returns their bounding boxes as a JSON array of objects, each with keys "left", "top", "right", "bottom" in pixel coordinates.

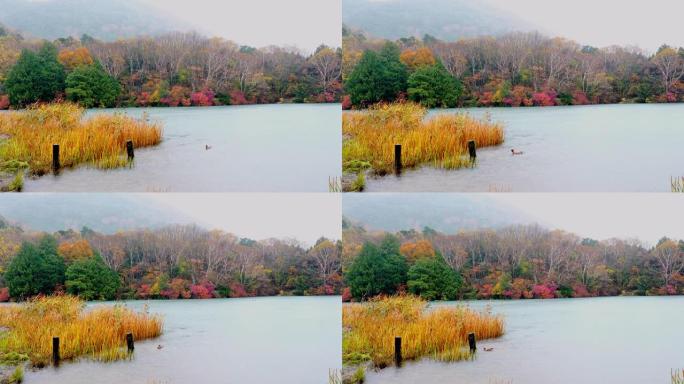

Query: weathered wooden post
[
  {"left": 126, "top": 332, "right": 134, "bottom": 352},
  {"left": 394, "top": 144, "right": 402, "bottom": 173},
  {"left": 468, "top": 332, "right": 476, "bottom": 353},
  {"left": 52, "top": 336, "right": 60, "bottom": 365},
  {"left": 126, "top": 140, "right": 134, "bottom": 160},
  {"left": 52, "top": 144, "right": 60, "bottom": 171},
  {"left": 394, "top": 336, "right": 402, "bottom": 366},
  {"left": 467, "top": 140, "right": 477, "bottom": 160}
]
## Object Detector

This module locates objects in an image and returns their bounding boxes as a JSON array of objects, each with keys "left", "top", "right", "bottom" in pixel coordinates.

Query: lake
[
  {"left": 362, "top": 296, "right": 684, "bottom": 384},
  {"left": 24, "top": 296, "right": 341, "bottom": 384},
  {"left": 364, "top": 103, "right": 684, "bottom": 192},
  {"left": 21, "top": 104, "right": 341, "bottom": 192}
]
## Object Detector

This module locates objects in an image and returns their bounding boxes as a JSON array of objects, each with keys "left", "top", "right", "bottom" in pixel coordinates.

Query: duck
[
  {"left": 483, "top": 347, "right": 494, "bottom": 352},
  {"left": 511, "top": 149, "right": 524, "bottom": 155},
  {"left": 157, "top": 344, "right": 164, "bottom": 350},
  {"left": 205, "top": 144, "right": 212, "bottom": 150}
]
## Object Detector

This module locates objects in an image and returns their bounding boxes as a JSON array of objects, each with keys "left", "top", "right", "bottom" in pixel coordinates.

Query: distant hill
[
  {"left": 343, "top": 194, "right": 545, "bottom": 234},
  {"left": 0, "top": 0, "right": 188, "bottom": 41},
  {"left": 343, "top": 0, "right": 534, "bottom": 41},
  {"left": 0, "top": 194, "right": 194, "bottom": 234}
]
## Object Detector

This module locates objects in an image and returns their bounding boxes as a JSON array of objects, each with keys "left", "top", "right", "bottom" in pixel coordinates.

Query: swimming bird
[
  {"left": 205, "top": 144, "right": 212, "bottom": 150},
  {"left": 483, "top": 347, "right": 494, "bottom": 352},
  {"left": 511, "top": 149, "right": 524, "bottom": 155},
  {"left": 157, "top": 345, "right": 164, "bottom": 350}
]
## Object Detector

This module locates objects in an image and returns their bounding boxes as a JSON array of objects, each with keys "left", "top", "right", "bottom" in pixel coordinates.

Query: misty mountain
[
  {"left": 343, "top": 0, "right": 533, "bottom": 41},
  {"left": 343, "top": 194, "right": 544, "bottom": 234},
  {"left": 0, "top": 0, "right": 188, "bottom": 41},
  {"left": 0, "top": 194, "right": 193, "bottom": 234}
]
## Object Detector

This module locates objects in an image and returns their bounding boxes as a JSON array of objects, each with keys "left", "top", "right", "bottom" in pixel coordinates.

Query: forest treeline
[
  {"left": 0, "top": 24, "right": 342, "bottom": 109},
  {"left": 342, "top": 26, "right": 684, "bottom": 108},
  {"left": 0, "top": 217, "right": 342, "bottom": 301},
  {"left": 342, "top": 219, "right": 684, "bottom": 301}
]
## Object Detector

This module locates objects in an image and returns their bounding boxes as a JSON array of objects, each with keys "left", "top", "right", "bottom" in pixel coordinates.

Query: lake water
[
  {"left": 364, "top": 104, "right": 684, "bottom": 192},
  {"left": 21, "top": 104, "right": 341, "bottom": 192},
  {"left": 363, "top": 296, "right": 684, "bottom": 384},
  {"left": 24, "top": 296, "right": 341, "bottom": 384}
]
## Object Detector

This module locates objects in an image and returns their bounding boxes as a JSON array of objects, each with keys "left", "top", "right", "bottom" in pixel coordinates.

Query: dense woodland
[
  {"left": 0, "top": 217, "right": 342, "bottom": 301},
  {"left": 0, "top": 24, "right": 342, "bottom": 109},
  {"left": 342, "top": 220, "right": 684, "bottom": 301},
  {"left": 342, "top": 26, "right": 684, "bottom": 108}
]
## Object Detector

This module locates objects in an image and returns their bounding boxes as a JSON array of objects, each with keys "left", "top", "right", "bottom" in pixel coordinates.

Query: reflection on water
[
  {"left": 365, "top": 296, "right": 684, "bottom": 384},
  {"left": 365, "top": 104, "right": 684, "bottom": 192},
  {"left": 22, "top": 104, "right": 341, "bottom": 192},
  {"left": 24, "top": 296, "right": 341, "bottom": 384}
]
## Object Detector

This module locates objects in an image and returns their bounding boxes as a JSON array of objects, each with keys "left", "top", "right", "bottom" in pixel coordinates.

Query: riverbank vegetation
[
  {"left": 0, "top": 216, "right": 342, "bottom": 301},
  {"left": 0, "top": 295, "right": 162, "bottom": 367},
  {"left": 343, "top": 296, "right": 504, "bottom": 367},
  {"left": 0, "top": 24, "right": 341, "bottom": 109},
  {"left": 342, "top": 102, "right": 504, "bottom": 188},
  {"left": 342, "top": 26, "right": 684, "bottom": 108},
  {"left": 673, "top": 177, "right": 684, "bottom": 192},
  {"left": 342, "top": 220, "right": 684, "bottom": 301},
  {"left": 0, "top": 103, "right": 162, "bottom": 189}
]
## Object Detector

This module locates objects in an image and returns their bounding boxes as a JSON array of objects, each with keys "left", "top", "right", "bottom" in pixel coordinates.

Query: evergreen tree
[
  {"left": 65, "top": 254, "right": 120, "bottom": 300},
  {"left": 345, "top": 42, "right": 408, "bottom": 106},
  {"left": 407, "top": 254, "right": 461, "bottom": 300},
  {"left": 65, "top": 62, "right": 120, "bottom": 107},
  {"left": 5, "top": 235, "right": 65, "bottom": 298},
  {"left": 5, "top": 42, "right": 65, "bottom": 106},
  {"left": 345, "top": 235, "right": 408, "bottom": 300},
  {"left": 407, "top": 61, "right": 462, "bottom": 107}
]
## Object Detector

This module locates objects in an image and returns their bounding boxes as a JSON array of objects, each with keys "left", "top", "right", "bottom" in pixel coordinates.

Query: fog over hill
[
  {"left": 342, "top": 0, "right": 535, "bottom": 41},
  {"left": 0, "top": 0, "right": 188, "bottom": 41},
  {"left": 343, "top": 194, "right": 541, "bottom": 234}
]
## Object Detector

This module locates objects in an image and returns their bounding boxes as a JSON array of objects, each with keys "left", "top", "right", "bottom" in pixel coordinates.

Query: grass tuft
[
  {"left": 343, "top": 295, "right": 504, "bottom": 368},
  {"left": 672, "top": 177, "right": 684, "bottom": 192},
  {"left": 0, "top": 295, "right": 163, "bottom": 367},
  {"left": 342, "top": 102, "right": 504, "bottom": 175},
  {"left": 0, "top": 103, "right": 162, "bottom": 176}
]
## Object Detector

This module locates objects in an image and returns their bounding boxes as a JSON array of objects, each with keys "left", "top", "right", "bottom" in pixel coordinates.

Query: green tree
[
  {"left": 65, "top": 254, "right": 120, "bottom": 300},
  {"left": 345, "top": 235, "right": 407, "bottom": 300},
  {"left": 65, "top": 62, "right": 120, "bottom": 107},
  {"left": 407, "top": 61, "right": 462, "bottom": 107},
  {"left": 5, "top": 42, "right": 65, "bottom": 106},
  {"left": 407, "top": 254, "right": 461, "bottom": 300},
  {"left": 5, "top": 235, "right": 65, "bottom": 298},
  {"left": 345, "top": 42, "right": 408, "bottom": 106}
]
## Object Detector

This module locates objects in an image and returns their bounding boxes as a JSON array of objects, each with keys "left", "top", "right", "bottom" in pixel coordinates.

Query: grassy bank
[
  {"left": 343, "top": 296, "right": 504, "bottom": 369},
  {"left": 342, "top": 102, "right": 504, "bottom": 190},
  {"left": 0, "top": 103, "right": 162, "bottom": 190},
  {"left": 0, "top": 296, "right": 163, "bottom": 367}
]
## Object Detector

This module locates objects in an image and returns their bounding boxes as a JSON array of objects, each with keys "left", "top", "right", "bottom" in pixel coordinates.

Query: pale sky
[
  {"left": 483, "top": 0, "right": 684, "bottom": 53},
  {"left": 493, "top": 194, "right": 684, "bottom": 245},
  {"left": 146, "top": 193, "right": 341, "bottom": 245},
  {"left": 143, "top": 0, "right": 341, "bottom": 53}
]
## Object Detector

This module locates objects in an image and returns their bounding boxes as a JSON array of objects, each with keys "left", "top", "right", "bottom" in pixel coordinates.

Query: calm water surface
[
  {"left": 25, "top": 296, "right": 341, "bottom": 384},
  {"left": 365, "top": 104, "right": 684, "bottom": 192},
  {"left": 365, "top": 296, "right": 684, "bottom": 384},
  {"left": 22, "top": 104, "right": 341, "bottom": 192}
]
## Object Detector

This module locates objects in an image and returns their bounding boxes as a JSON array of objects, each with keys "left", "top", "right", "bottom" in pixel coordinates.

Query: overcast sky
[
  {"left": 483, "top": 0, "right": 684, "bottom": 53},
  {"left": 146, "top": 194, "right": 340, "bottom": 244},
  {"left": 491, "top": 194, "right": 684, "bottom": 245},
  {"left": 143, "top": 0, "right": 341, "bottom": 53}
]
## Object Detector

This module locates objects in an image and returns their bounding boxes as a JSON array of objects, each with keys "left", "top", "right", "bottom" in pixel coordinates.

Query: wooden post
[
  {"left": 467, "top": 140, "right": 476, "bottom": 160},
  {"left": 394, "top": 336, "right": 402, "bottom": 366},
  {"left": 52, "top": 336, "right": 60, "bottom": 364},
  {"left": 126, "top": 140, "right": 134, "bottom": 159},
  {"left": 468, "top": 332, "right": 476, "bottom": 353},
  {"left": 52, "top": 144, "right": 60, "bottom": 171},
  {"left": 394, "top": 144, "right": 402, "bottom": 173},
  {"left": 126, "top": 332, "right": 134, "bottom": 352}
]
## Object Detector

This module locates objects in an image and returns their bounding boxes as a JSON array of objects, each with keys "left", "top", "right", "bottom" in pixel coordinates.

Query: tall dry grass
[
  {"left": 0, "top": 103, "right": 162, "bottom": 175},
  {"left": 343, "top": 103, "right": 504, "bottom": 174},
  {"left": 0, "top": 296, "right": 163, "bottom": 367},
  {"left": 343, "top": 295, "right": 504, "bottom": 368},
  {"left": 672, "top": 177, "right": 684, "bottom": 192}
]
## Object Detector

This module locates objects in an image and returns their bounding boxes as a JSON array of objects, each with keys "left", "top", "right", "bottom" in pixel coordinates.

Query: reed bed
[
  {"left": 343, "top": 103, "right": 504, "bottom": 175},
  {"left": 0, "top": 296, "right": 163, "bottom": 367},
  {"left": 672, "top": 177, "right": 684, "bottom": 192},
  {"left": 0, "top": 103, "right": 162, "bottom": 176},
  {"left": 343, "top": 295, "right": 504, "bottom": 368}
]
